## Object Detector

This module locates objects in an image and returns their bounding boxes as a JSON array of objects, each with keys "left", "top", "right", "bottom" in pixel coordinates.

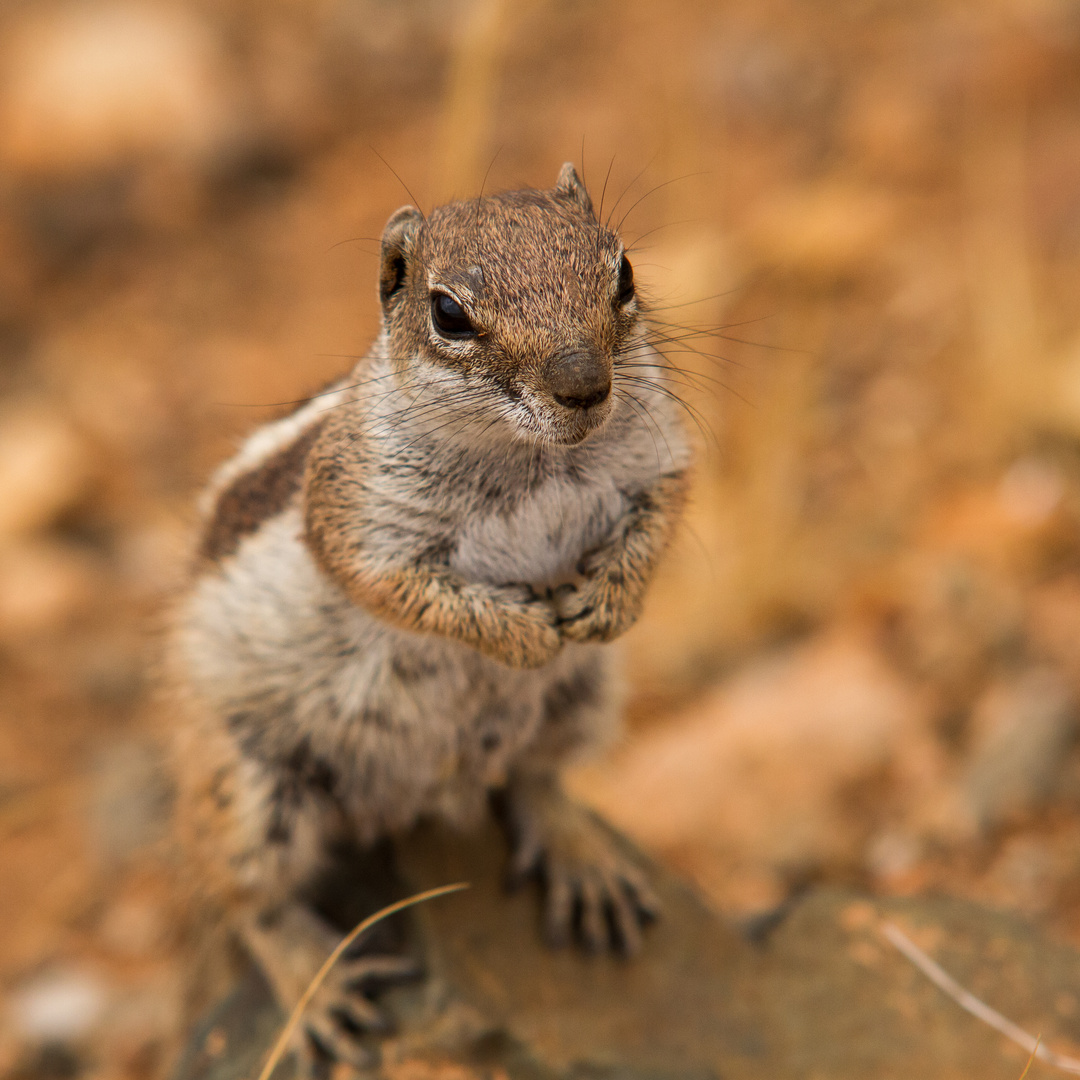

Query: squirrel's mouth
[{"left": 512, "top": 391, "right": 615, "bottom": 446}]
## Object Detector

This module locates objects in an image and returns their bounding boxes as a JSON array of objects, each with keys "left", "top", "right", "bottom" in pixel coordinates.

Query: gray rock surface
[
  {"left": 963, "top": 668, "right": 1078, "bottom": 829},
  {"left": 173, "top": 811, "right": 1080, "bottom": 1080}
]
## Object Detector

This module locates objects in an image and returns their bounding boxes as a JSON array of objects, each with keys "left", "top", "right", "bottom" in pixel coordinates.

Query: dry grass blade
[
  {"left": 254, "top": 882, "right": 470, "bottom": 1080},
  {"left": 1020, "top": 1037, "right": 1043, "bottom": 1080},
  {"left": 881, "top": 922, "right": 1080, "bottom": 1075}
]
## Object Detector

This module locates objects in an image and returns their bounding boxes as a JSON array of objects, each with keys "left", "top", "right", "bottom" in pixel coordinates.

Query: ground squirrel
[{"left": 170, "top": 163, "right": 691, "bottom": 1071}]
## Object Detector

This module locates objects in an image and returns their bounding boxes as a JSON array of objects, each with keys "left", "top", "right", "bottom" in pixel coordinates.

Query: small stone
[
  {"left": 0, "top": 406, "right": 94, "bottom": 540},
  {"left": 998, "top": 457, "right": 1064, "bottom": 525},
  {"left": 203, "top": 1028, "right": 226, "bottom": 1058},
  {"left": 10, "top": 967, "right": 108, "bottom": 1042},
  {"left": 866, "top": 830, "right": 922, "bottom": 883},
  {"left": 848, "top": 940, "right": 883, "bottom": 969},
  {"left": 0, "top": 1, "right": 234, "bottom": 176},
  {"left": 839, "top": 900, "right": 878, "bottom": 933},
  {"left": 90, "top": 739, "right": 172, "bottom": 861},
  {"left": 99, "top": 898, "right": 165, "bottom": 958},
  {"left": 0, "top": 540, "right": 98, "bottom": 638},
  {"left": 985, "top": 835, "right": 1060, "bottom": 914},
  {"left": 963, "top": 669, "right": 1077, "bottom": 829}
]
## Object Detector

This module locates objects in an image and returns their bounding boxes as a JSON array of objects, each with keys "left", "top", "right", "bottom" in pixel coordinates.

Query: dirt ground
[{"left": 3, "top": 0, "right": 1080, "bottom": 1076}]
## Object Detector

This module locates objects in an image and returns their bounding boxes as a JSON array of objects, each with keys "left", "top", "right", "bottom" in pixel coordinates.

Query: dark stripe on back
[{"left": 200, "top": 422, "right": 323, "bottom": 564}]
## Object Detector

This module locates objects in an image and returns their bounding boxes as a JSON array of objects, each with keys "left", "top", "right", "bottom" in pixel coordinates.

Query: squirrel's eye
[
  {"left": 431, "top": 292, "right": 476, "bottom": 338},
  {"left": 616, "top": 255, "right": 635, "bottom": 306}
]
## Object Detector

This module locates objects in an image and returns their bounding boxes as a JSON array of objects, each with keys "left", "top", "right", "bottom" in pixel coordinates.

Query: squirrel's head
[{"left": 376, "top": 163, "right": 639, "bottom": 446}]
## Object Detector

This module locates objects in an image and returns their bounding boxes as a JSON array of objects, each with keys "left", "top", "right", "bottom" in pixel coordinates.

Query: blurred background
[{"left": 4, "top": 0, "right": 1080, "bottom": 1074}]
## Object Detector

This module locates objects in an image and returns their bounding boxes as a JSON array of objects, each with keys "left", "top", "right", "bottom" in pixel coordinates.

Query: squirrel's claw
[
  {"left": 505, "top": 783, "right": 660, "bottom": 956},
  {"left": 301, "top": 1009, "right": 378, "bottom": 1072},
  {"left": 291, "top": 951, "right": 422, "bottom": 1076},
  {"left": 552, "top": 571, "right": 642, "bottom": 644},
  {"left": 540, "top": 858, "right": 659, "bottom": 956},
  {"left": 338, "top": 951, "right": 423, "bottom": 989}
]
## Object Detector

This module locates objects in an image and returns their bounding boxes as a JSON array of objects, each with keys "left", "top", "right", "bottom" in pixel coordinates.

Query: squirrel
[{"left": 169, "top": 163, "right": 691, "bottom": 1071}]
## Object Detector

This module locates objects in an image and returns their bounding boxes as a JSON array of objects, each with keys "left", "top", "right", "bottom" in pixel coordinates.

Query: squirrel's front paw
[
  {"left": 553, "top": 563, "right": 642, "bottom": 644},
  {"left": 481, "top": 586, "right": 562, "bottom": 669},
  {"left": 508, "top": 793, "right": 660, "bottom": 955},
  {"left": 291, "top": 952, "right": 421, "bottom": 1074}
]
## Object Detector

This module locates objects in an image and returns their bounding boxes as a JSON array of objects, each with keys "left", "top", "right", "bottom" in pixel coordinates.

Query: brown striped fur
[{"left": 199, "top": 422, "right": 323, "bottom": 564}]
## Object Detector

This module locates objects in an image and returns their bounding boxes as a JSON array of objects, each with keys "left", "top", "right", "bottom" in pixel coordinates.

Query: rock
[
  {"left": 963, "top": 668, "right": 1077, "bottom": 830},
  {"left": 568, "top": 629, "right": 930, "bottom": 912},
  {"left": 9, "top": 966, "right": 109, "bottom": 1043},
  {"left": 997, "top": 457, "right": 1065, "bottom": 527},
  {"left": 0, "top": 1, "right": 241, "bottom": 249},
  {"left": 172, "top": 811, "right": 1080, "bottom": 1080},
  {"left": 89, "top": 739, "right": 172, "bottom": 861},
  {"left": 172, "top": 972, "right": 281, "bottom": 1080},
  {"left": 0, "top": 405, "right": 95, "bottom": 540},
  {"left": 0, "top": 2, "right": 234, "bottom": 177},
  {"left": 0, "top": 540, "right": 98, "bottom": 639}
]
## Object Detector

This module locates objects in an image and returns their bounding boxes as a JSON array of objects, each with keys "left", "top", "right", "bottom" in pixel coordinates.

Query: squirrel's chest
[{"left": 449, "top": 475, "right": 624, "bottom": 586}]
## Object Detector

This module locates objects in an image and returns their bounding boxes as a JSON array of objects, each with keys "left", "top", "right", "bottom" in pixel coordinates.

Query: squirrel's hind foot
[
  {"left": 242, "top": 903, "right": 421, "bottom": 1076},
  {"left": 291, "top": 951, "right": 422, "bottom": 1075}
]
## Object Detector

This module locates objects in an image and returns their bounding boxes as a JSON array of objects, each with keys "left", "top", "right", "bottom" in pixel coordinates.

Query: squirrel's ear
[
  {"left": 554, "top": 162, "right": 594, "bottom": 216},
  {"left": 379, "top": 205, "right": 423, "bottom": 304}
]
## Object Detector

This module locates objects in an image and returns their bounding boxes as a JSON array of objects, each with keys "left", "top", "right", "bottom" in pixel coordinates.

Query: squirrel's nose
[{"left": 543, "top": 351, "right": 611, "bottom": 410}]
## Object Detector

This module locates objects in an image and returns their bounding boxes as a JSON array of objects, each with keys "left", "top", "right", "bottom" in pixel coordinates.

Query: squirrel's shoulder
[{"left": 195, "top": 377, "right": 356, "bottom": 566}]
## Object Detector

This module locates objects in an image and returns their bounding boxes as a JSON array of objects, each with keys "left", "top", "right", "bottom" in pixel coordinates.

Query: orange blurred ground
[{"left": 3, "top": 0, "right": 1080, "bottom": 1075}]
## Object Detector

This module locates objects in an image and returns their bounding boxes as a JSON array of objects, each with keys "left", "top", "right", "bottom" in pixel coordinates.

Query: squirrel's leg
[
  {"left": 500, "top": 659, "right": 660, "bottom": 955},
  {"left": 555, "top": 470, "right": 688, "bottom": 643},
  {"left": 348, "top": 561, "right": 563, "bottom": 669},
  {"left": 175, "top": 718, "right": 417, "bottom": 1071}
]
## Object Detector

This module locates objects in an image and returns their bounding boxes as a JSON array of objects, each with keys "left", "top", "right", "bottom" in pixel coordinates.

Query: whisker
[
  {"left": 614, "top": 171, "right": 709, "bottom": 235},
  {"left": 622, "top": 367, "right": 735, "bottom": 405},
  {"left": 370, "top": 145, "right": 426, "bottom": 222},
  {"left": 619, "top": 341, "right": 753, "bottom": 407},
  {"left": 213, "top": 372, "right": 390, "bottom": 409},
  {"left": 615, "top": 373, "right": 719, "bottom": 448},
  {"left": 325, "top": 236, "right": 382, "bottom": 254},
  {"left": 615, "top": 362, "right": 721, "bottom": 398},
  {"left": 634, "top": 334, "right": 747, "bottom": 371},
  {"left": 614, "top": 387, "right": 666, "bottom": 472},
  {"left": 647, "top": 316, "right": 808, "bottom": 355},
  {"left": 651, "top": 350, "right": 754, "bottom": 409},
  {"left": 623, "top": 219, "right": 696, "bottom": 248},
  {"left": 605, "top": 156, "right": 658, "bottom": 231},
  {"left": 595, "top": 155, "right": 616, "bottom": 256},
  {"left": 376, "top": 397, "right": 514, "bottom": 460},
  {"left": 474, "top": 147, "right": 503, "bottom": 229},
  {"left": 647, "top": 290, "right": 749, "bottom": 312},
  {"left": 637, "top": 333, "right": 750, "bottom": 372}
]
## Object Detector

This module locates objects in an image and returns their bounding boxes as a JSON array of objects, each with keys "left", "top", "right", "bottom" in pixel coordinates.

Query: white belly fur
[{"left": 451, "top": 473, "right": 624, "bottom": 586}]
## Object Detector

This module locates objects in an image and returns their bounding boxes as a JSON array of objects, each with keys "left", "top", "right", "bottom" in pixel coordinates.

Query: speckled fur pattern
[{"left": 170, "top": 165, "right": 690, "bottom": 1070}]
